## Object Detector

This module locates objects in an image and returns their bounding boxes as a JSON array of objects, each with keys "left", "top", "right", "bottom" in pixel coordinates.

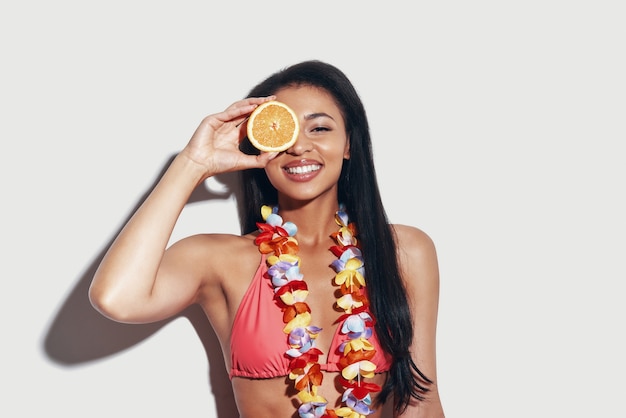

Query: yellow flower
[
  {"left": 279, "top": 288, "right": 309, "bottom": 305},
  {"left": 334, "top": 258, "right": 365, "bottom": 288},
  {"left": 343, "top": 337, "right": 375, "bottom": 354},
  {"left": 267, "top": 253, "right": 300, "bottom": 266},
  {"left": 334, "top": 407, "right": 365, "bottom": 418},
  {"left": 261, "top": 205, "right": 274, "bottom": 220},
  {"left": 336, "top": 293, "right": 364, "bottom": 312},
  {"left": 341, "top": 360, "right": 376, "bottom": 380},
  {"left": 298, "top": 386, "right": 327, "bottom": 404},
  {"left": 284, "top": 312, "right": 311, "bottom": 333}
]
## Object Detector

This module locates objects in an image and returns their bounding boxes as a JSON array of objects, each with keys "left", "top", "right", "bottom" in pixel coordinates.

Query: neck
[{"left": 275, "top": 199, "right": 341, "bottom": 245}]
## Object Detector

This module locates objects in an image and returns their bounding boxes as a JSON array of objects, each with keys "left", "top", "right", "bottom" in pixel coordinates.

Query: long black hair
[{"left": 237, "top": 60, "right": 431, "bottom": 414}]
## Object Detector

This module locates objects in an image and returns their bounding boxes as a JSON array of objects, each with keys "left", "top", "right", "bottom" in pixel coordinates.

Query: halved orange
[{"left": 247, "top": 100, "right": 299, "bottom": 152}]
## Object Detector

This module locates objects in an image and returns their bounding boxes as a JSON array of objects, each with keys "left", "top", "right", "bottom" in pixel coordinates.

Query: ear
[{"left": 343, "top": 136, "right": 351, "bottom": 159}]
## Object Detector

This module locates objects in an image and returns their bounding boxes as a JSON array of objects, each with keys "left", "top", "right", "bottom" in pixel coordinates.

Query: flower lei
[{"left": 254, "top": 205, "right": 381, "bottom": 418}]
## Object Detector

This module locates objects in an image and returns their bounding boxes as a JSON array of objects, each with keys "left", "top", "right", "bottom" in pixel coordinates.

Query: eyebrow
[{"left": 304, "top": 112, "right": 335, "bottom": 121}]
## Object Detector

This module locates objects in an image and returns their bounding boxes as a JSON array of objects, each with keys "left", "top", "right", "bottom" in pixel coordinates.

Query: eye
[{"left": 310, "top": 126, "right": 331, "bottom": 133}]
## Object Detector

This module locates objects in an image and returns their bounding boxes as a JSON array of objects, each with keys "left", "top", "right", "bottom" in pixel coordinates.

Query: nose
[{"left": 285, "top": 130, "right": 312, "bottom": 156}]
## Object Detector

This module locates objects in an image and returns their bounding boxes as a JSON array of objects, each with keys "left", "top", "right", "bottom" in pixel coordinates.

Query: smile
[{"left": 284, "top": 164, "right": 322, "bottom": 175}]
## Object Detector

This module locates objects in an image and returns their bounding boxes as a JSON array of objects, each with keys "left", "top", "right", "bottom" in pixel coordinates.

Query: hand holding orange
[{"left": 246, "top": 101, "right": 299, "bottom": 152}]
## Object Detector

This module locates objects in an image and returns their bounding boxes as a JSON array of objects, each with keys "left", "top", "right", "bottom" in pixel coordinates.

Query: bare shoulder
[
  {"left": 391, "top": 224, "right": 437, "bottom": 258},
  {"left": 170, "top": 232, "right": 255, "bottom": 253},
  {"left": 390, "top": 224, "right": 439, "bottom": 291},
  {"left": 163, "top": 232, "right": 258, "bottom": 280}
]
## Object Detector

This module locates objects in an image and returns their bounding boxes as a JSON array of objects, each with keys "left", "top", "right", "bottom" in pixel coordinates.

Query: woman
[{"left": 89, "top": 60, "right": 444, "bottom": 418}]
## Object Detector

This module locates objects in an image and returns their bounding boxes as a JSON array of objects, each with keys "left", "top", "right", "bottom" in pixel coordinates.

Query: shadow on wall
[{"left": 42, "top": 154, "right": 241, "bottom": 417}]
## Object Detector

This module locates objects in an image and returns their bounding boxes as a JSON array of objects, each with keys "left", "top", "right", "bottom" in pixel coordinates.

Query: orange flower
[{"left": 292, "top": 363, "right": 324, "bottom": 391}]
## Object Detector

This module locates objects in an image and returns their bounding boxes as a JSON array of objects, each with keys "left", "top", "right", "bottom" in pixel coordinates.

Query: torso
[{"left": 188, "top": 232, "right": 392, "bottom": 417}]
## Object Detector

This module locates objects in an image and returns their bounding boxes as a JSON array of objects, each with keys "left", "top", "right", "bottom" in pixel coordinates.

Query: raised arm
[
  {"left": 394, "top": 224, "right": 445, "bottom": 418},
  {"left": 89, "top": 96, "right": 277, "bottom": 324}
]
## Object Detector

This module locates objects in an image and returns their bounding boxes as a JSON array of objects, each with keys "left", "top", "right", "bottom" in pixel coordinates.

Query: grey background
[{"left": 2, "top": 1, "right": 624, "bottom": 416}]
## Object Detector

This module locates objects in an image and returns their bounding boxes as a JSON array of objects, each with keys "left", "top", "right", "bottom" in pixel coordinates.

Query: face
[{"left": 264, "top": 85, "right": 350, "bottom": 202}]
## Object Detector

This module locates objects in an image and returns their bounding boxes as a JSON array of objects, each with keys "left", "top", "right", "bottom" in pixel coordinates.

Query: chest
[{"left": 292, "top": 248, "right": 347, "bottom": 352}]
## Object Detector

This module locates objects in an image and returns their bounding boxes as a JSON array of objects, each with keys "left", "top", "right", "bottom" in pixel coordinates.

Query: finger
[
  {"left": 214, "top": 96, "right": 274, "bottom": 127},
  {"left": 197, "top": 96, "right": 278, "bottom": 140},
  {"left": 225, "top": 95, "right": 276, "bottom": 116},
  {"left": 255, "top": 151, "right": 279, "bottom": 166}
]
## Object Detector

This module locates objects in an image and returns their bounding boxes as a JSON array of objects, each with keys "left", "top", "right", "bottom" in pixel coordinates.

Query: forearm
[{"left": 89, "top": 153, "right": 207, "bottom": 321}]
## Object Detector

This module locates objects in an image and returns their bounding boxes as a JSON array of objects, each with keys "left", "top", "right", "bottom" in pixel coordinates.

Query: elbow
[
  {"left": 88, "top": 282, "right": 130, "bottom": 323},
  {"left": 88, "top": 282, "right": 113, "bottom": 319}
]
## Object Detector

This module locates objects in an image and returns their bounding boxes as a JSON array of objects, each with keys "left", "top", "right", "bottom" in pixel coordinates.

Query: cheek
[
  {"left": 264, "top": 160, "right": 283, "bottom": 184},
  {"left": 331, "top": 140, "right": 350, "bottom": 160}
]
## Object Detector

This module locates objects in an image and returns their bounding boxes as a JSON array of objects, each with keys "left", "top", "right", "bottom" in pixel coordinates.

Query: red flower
[
  {"left": 289, "top": 348, "right": 323, "bottom": 371},
  {"left": 338, "top": 377, "right": 382, "bottom": 398}
]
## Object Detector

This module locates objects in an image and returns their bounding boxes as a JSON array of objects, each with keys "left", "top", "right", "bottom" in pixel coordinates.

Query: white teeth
[{"left": 285, "top": 164, "right": 321, "bottom": 174}]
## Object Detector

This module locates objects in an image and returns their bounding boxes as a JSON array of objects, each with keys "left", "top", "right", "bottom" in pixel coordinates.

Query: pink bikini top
[{"left": 229, "top": 254, "right": 393, "bottom": 379}]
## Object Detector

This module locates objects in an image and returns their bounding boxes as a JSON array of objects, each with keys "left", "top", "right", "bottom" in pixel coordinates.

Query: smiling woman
[{"left": 89, "top": 60, "right": 445, "bottom": 418}]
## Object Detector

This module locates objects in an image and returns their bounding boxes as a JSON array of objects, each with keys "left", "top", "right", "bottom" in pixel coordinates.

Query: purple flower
[
  {"left": 342, "top": 388, "right": 374, "bottom": 415},
  {"left": 268, "top": 257, "right": 303, "bottom": 288}
]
